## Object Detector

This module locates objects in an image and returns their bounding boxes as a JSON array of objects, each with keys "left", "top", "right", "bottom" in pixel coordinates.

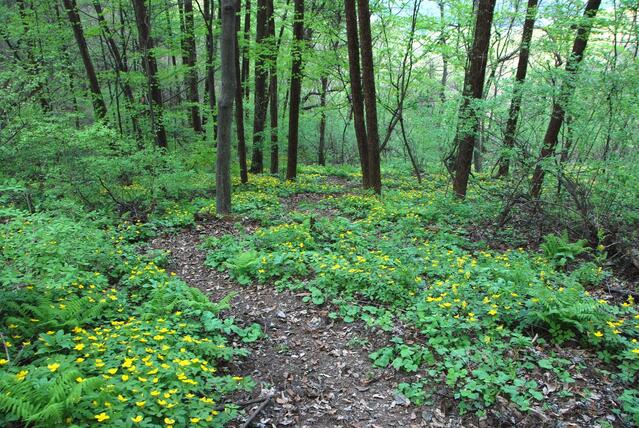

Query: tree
[
  {"left": 357, "top": 0, "right": 382, "bottom": 194},
  {"left": 451, "top": 0, "right": 497, "bottom": 198},
  {"left": 250, "top": 0, "right": 269, "bottom": 173},
  {"left": 496, "top": 0, "right": 538, "bottom": 178},
  {"left": 92, "top": 0, "right": 141, "bottom": 141},
  {"left": 132, "top": 0, "right": 168, "bottom": 148},
  {"left": 286, "top": 0, "right": 304, "bottom": 180},
  {"left": 318, "top": 75, "right": 328, "bottom": 165},
  {"left": 235, "top": 0, "right": 249, "bottom": 183},
  {"left": 62, "top": 0, "right": 107, "bottom": 121},
  {"left": 268, "top": 0, "right": 279, "bottom": 174},
  {"left": 344, "top": 0, "right": 369, "bottom": 188},
  {"left": 530, "top": 0, "right": 602, "bottom": 198},
  {"left": 203, "top": 0, "right": 217, "bottom": 137},
  {"left": 181, "top": 0, "right": 203, "bottom": 133},
  {"left": 217, "top": 0, "right": 237, "bottom": 214}
]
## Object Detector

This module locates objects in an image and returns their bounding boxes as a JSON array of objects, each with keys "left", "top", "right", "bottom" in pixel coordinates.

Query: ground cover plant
[
  {"left": 0, "top": 195, "right": 260, "bottom": 427},
  {"left": 201, "top": 167, "right": 639, "bottom": 424}
]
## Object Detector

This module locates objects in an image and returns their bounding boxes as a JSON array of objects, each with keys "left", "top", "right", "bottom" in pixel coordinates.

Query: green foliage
[
  {"left": 0, "top": 208, "right": 256, "bottom": 427},
  {"left": 541, "top": 231, "right": 589, "bottom": 268},
  {"left": 202, "top": 168, "right": 639, "bottom": 422}
]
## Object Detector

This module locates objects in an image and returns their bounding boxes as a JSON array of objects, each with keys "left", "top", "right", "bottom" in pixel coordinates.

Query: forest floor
[{"left": 150, "top": 181, "right": 630, "bottom": 428}]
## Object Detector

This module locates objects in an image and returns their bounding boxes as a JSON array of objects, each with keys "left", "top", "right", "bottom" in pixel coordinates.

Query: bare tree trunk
[
  {"left": 242, "top": 0, "right": 251, "bottom": 100},
  {"left": 217, "top": 0, "right": 236, "bottom": 214},
  {"left": 132, "top": 0, "right": 168, "bottom": 148},
  {"left": 530, "top": 0, "right": 602, "bottom": 198},
  {"left": 183, "top": 0, "right": 203, "bottom": 133},
  {"left": 93, "top": 0, "right": 142, "bottom": 142},
  {"left": 286, "top": 0, "right": 304, "bottom": 180},
  {"left": 318, "top": 75, "right": 328, "bottom": 166},
  {"left": 344, "top": 0, "right": 369, "bottom": 188},
  {"left": 235, "top": 0, "right": 249, "bottom": 183},
  {"left": 452, "top": 0, "right": 496, "bottom": 198},
  {"left": 496, "top": 0, "right": 538, "bottom": 177},
  {"left": 438, "top": 1, "right": 448, "bottom": 102},
  {"left": 357, "top": 0, "right": 381, "bottom": 194},
  {"left": 63, "top": 0, "right": 107, "bottom": 121},
  {"left": 203, "top": 0, "right": 218, "bottom": 138},
  {"left": 250, "top": 0, "right": 269, "bottom": 173},
  {"left": 267, "top": 0, "right": 279, "bottom": 174}
]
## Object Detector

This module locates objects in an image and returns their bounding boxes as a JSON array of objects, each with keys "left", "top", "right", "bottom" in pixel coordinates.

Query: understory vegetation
[{"left": 2, "top": 0, "right": 639, "bottom": 425}]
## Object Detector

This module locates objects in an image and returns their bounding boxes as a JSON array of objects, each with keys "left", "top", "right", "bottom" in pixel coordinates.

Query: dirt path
[{"left": 151, "top": 220, "right": 466, "bottom": 428}]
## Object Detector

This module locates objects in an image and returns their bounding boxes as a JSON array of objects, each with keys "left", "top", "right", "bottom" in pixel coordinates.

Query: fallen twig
[{"left": 239, "top": 394, "right": 273, "bottom": 428}]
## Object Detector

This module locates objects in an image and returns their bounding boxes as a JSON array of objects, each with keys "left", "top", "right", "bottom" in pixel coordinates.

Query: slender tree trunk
[
  {"left": 250, "top": 0, "right": 269, "bottom": 173},
  {"left": 235, "top": 0, "right": 249, "bottom": 183},
  {"left": 452, "top": 0, "right": 496, "bottom": 198},
  {"left": 242, "top": 0, "right": 252, "bottom": 100},
  {"left": 63, "top": 0, "right": 107, "bottom": 121},
  {"left": 496, "top": 0, "right": 538, "bottom": 177},
  {"left": 267, "top": 0, "right": 279, "bottom": 174},
  {"left": 286, "top": 0, "right": 304, "bottom": 180},
  {"left": 132, "top": 0, "right": 168, "bottom": 148},
  {"left": 530, "top": 0, "right": 602, "bottom": 198},
  {"left": 217, "top": 0, "right": 237, "bottom": 214},
  {"left": 183, "top": 0, "right": 203, "bottom": 133},
  {"left": 203, "top": 0, "right": 218, "bottom": 137},
  {"left": 357, "top": 0, "right": 381, "bottom": 194},
  {"left": 344, "top": 0, "right": 369, "bottom": 188},
  {"left": 165, "top": 0, "right": 180, "bottom": 104},
  {"left": 438, "top": 1, "right": 448, "bottom": 102},
  {"left": 93, "top": 0, "right": 142, "bottom": 142},
  {"left": 318, "top": 75, "right": 328, "bottom": 166}
]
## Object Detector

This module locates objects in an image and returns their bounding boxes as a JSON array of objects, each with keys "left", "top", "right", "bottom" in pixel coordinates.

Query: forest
[{"left": 1, "top": 0, "right": 638, "bottom": 426}]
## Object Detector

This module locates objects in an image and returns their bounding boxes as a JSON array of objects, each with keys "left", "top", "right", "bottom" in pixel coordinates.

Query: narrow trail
[{"left": 151, "top": 220, "right": 466, "bottom": 428}]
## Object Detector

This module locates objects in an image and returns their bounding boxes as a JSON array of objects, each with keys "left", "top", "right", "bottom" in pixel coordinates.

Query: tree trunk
[
  {"left": 132, "top": 0, "right": 168, "bottom": 148},
  {"left": 357, "top": 0, "right": 381, "bottom": 194},
  {"left": 268, "top": 0, "right": 279, "bottom": 174},
  {"left": 344, "top": 0, "right": 369, "bottom": 188},
  {"left": 203, "top": 0, "right": 218, "bottom": 138},
  {"left": 250, "top": 0, "right": 269, "bottom": 173},
  {"left": 286, "top": 0, "right": 304, "bottom": 180},
  {"left": 217, "top": 0, "right": 236, "bottom": 214},
  {"left": 242, "top": 0, "right": 251, "bottom": 100},
  {"left": 496, "top": 0, "right": 538, "bottom": 177},
  {"left": 63, "top": 0, "right": 107, "bottom": 121},
  {"left": 530, "top": 0, "right": 602, "bottom": 198},
  {"left": 235, "top": 0, "right": 249, "bottom": 183},
  {"left": 93, "top": 0, "right": 142, "bottom": 142},
  {"left": 183, "top": 0, "right": 203, "bottom": 133},
  {"left": 452, "top": 0, "right": 496, "bottom": 198},
  {"left": 318, "top": 75, "right": 328, "bottom": 166}
]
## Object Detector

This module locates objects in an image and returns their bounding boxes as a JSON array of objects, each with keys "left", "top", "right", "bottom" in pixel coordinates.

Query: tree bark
[
  {"left": 217, "top": 0, "right": 237, "bottom": 214},
  {"left": 63, "top": 0, "right": 107, "bottom": 121},
  {"left": 452, "top": 0, "right": 497, "bottom": 198},
  {"left": 242, "top": 0, "right": 252, "bottom": 100},
  {"left": 250, "top": 0, "right": 269, "bottom": 173},
  {"left": 132, "top": 0, "right": 168, "bottom": 148},
  {"left": 203, "top": 0, "right": 218, "bottom": 138},
  {"left": 344, "top": 0, "right": 369, "bottom": 188},
  {"left": 286, "top": 0, "right": 304, "bottom": 180},
  {"left": 235, "top": 0, "right": 249, "bottom": 183},
  {"left": 530, "top": 0, "right": 601, "bottom": 198},
  {"left": 318, "top": 75, "right": 328, "bottom": 166},
  {"left": 183, "top": 0, "right": 203, "bottom": 133},
  {"left": 357, "top": 0, "right": 381, "bottom": 194},
  {"left": 267, "top": 0, "right": 279, "bottom": 174},
  {"left": 496, "top": 0, "right": 538, "bottom": 177}
]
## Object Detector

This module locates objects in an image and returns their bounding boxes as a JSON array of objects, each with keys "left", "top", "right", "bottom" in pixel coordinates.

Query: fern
[{"left": 0, "top": 369, "right": 103, "bottom": 427}]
